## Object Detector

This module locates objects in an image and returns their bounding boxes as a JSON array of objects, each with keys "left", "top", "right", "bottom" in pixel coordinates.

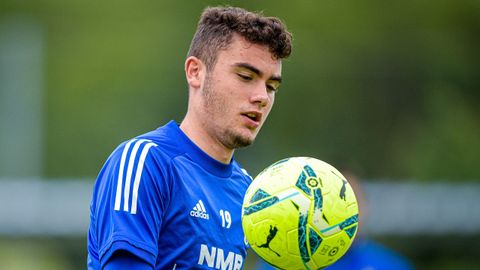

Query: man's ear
[{"left": 185, "top": 56, "right": 205, "bottom": 90}]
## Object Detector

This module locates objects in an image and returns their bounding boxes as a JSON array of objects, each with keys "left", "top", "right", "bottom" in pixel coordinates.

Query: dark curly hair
[{"left": 187, "top": 6, "right": 293, "bottom": 71}]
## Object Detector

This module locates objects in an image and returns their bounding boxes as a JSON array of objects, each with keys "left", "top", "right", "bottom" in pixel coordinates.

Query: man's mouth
[{"left": 242, "top": 111, "right": 261, "bottom": 123}]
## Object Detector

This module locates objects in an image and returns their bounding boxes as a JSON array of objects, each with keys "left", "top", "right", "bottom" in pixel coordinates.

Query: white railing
[{"left": 1, "top": 178, "right": 479, "bottom": 236}]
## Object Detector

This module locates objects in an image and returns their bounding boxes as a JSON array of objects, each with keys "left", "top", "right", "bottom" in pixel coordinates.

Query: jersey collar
[{"left": 166, "top": 121, "right": 234, "bottom": 177}]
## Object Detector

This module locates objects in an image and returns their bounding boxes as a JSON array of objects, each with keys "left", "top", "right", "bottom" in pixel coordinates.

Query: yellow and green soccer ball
[{"left": 242, "top": 157, "right": 359, "bottom": 269}]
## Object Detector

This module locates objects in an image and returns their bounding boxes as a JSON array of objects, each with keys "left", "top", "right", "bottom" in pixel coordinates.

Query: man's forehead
[
  {"left": 225, "top": 42, "right": 280, "bottom": 63},
  {"left": 230, "top": 35, "right": 272, "bottom": 55}
]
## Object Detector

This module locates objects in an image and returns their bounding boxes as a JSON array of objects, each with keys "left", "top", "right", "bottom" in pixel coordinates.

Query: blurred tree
[{"left": 0, "top": 0, "right": 477, "bottom": 180}]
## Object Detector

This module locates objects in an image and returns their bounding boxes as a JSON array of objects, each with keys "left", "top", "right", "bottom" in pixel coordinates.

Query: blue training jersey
[{"left": 87, "top": 121, "right": 251, "bottom": 269}]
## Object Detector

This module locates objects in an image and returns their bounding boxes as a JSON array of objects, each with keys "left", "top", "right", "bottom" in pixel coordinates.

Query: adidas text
[{"left": 190, "top": 210, "right": 210, "bottom": 220}]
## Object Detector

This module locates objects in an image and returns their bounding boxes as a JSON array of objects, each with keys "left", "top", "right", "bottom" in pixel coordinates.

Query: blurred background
[{"left": 0, "top": 0, "right": 479, "bottom": 269}]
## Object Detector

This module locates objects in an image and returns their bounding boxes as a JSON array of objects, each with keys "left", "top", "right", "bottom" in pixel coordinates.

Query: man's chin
[
  {"left": 231, "top": 136, "right": 254, "bottom": 149},
  {"left": 222, "top": 128, "right": 258, "bottom": 149},
  {"left": 228, "top": 132, "right": 256, "bottom": 149}
]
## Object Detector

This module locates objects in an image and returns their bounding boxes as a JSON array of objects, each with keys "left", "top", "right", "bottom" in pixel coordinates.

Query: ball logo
[
  {"left": 307, "top": 178, "right": 319, "bottom": 188},
  {"left": 328, "top": 247, "right": 339, "bottom": 257},
  {"left": 257, "top": 225, "right": 280, "bottom": 257}
]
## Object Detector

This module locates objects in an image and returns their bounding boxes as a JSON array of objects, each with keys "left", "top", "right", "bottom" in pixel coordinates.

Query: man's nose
[{"left": 250, "top": 83, "right": 269, "bottom": 107}]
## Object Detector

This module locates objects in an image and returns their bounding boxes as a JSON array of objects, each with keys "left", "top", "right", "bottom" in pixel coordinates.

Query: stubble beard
[{"left": 202, "top": 74, "right": 255, "bottom": 150}]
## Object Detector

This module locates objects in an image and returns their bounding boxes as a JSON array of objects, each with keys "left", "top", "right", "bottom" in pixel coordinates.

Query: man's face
[{"left": 200, "top": 35, "right": 282, "bottom": 150}]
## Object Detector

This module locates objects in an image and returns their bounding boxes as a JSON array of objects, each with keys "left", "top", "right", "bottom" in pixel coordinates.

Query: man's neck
[{"left": 179, "top": 116, "right": 234, "bottom": 164}]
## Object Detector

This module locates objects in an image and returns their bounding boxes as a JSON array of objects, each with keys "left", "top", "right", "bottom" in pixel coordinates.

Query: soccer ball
[{"left": 242, "top": 157, "right": 359, "bottom": 269}]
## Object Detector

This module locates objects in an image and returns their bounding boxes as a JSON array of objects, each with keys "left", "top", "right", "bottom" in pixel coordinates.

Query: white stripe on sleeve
[
  {"left": 123, "top": 139, "right": 149, "bottom": 212},
  {"left": 130, "top": 142, "right": 157, "bottom": 214},
  {"left": 114, "top": 139, "right": 137, "bottom": 211}
]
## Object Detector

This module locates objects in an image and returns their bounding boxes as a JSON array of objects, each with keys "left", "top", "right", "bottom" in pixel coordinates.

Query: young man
[{"left": 87, "top": 6, "right": 292, "bottom": 269}]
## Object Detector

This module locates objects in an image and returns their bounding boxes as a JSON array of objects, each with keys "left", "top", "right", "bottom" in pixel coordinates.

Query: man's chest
[{"left": 156, "top": 167, "right": 248, "bottom": 269}]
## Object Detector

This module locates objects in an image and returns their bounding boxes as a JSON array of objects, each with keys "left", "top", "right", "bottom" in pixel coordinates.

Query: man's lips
[{"left": 241, "top": 111, "right": 262, "bottom": 127}]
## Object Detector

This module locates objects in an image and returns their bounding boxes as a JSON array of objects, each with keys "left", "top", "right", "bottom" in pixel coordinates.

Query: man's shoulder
[
  {"left": 231, "top": 161, "right": 254, "bottom": 185},
  {"left": 112, "top": 122, "right": 183, "bottom": 162}
]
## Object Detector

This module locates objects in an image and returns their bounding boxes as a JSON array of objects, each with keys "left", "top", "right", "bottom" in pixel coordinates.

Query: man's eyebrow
[
  {"left": 270, "top": 75, "right": 282, "bottom": 83},
  {"left": 233, "top": 62, "right": 282, "bottom": 83}
]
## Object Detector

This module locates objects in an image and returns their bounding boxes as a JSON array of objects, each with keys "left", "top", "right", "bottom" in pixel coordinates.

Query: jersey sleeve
[
  {"left": 104, "top": 248, "right": 153, "bottom": 270},
  {"left": 90, "top": 139, "right": 169, "bottom": 268}
]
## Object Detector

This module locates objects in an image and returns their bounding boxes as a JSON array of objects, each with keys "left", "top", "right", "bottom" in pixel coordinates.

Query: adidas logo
[{"left": 190, "top": 200, "right": 210, "bottom": 220}]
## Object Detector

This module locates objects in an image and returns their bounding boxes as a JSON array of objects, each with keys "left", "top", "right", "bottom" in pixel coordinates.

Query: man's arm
[
  {"left": 104, "top": 250, "right": 152, "bottom": 270},
  {"left": 90, "top": 139, "right": 167, "bottom": 268}
]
